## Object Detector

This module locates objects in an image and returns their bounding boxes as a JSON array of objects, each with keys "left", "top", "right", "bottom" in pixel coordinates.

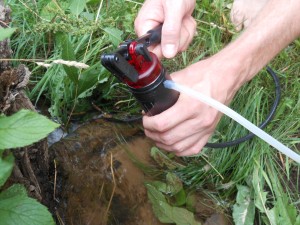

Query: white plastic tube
[{"left": 164, "top": 80, "right": 300, "bottom": 164}]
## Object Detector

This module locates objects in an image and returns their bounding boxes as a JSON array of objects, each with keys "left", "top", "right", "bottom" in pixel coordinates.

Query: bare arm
[{"left": 226, "top": 0, "right": 300, "bottom": 83}]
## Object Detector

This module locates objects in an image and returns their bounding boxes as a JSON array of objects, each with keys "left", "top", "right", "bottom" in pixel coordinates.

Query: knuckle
[
  {"left": 201, "top": 114, "right": 216, "bottom": 129},
  {"left": 160, "top": 133, "right": 174, "bottom": 145},
  {"left": 172, "top": 144, "right": 184, "bottom": 153},
  {"left": 144, "top": 129, "right": 151, "bottom": 138},
  {"left": 189, "top": 147, "right": 201, "bottom": 155},
  {"left": 154, "top": 119, "right": 169, "bottom": 132}
]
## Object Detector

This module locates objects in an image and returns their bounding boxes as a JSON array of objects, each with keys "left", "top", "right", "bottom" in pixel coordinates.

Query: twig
[
  {"left": 105, "top": 153, "right": 116, "bottom": 218},
  {"left": 0, "top": 58, "right": 90, "bottom": 69},
  {"left": 0, "top": 58, "right": 43, "bottom": 62},
  {"left": 99, "top": 182, "right": 105, "bottom": 198},
  {"left": 91, "top": 102, "right": 103, "bottom": 112},
  {"left": 53, "top": 159, "right": 57, "bottom": 200},
  {"left": 279, "top": 153, "right": 285, "bottom": 168},
  {"left": 195, "top": 18, "right": 236, "bottom": 34},
  {"left": 0, "top": 20, "right": 8, "bottom": 27},
  {"left": 56, "top": 211, "right": 65, "bottom": 225},
  {"left": 23, "top": 147, "right": 42, "bottom": 201},
  {"left": 95, "top": 0, "right": 104, "bottom": 22}
]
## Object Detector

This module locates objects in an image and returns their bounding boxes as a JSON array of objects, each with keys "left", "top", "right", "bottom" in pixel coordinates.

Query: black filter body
[{"left": 129, "top": 67, "right": 179, "bottom": 116}]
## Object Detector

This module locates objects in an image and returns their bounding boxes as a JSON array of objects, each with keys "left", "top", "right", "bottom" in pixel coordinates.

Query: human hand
[
  {"left": 230, "top": 0, "right": 269, "bottom": 31},
  {"left": 142, "top": 52, "right": 247, "bottom": 156},
  {"left": 134, "top": 0, "right": 196, "bottom": 58}
]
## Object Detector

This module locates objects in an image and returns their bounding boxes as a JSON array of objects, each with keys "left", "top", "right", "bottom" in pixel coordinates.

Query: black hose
[{"left": 205, "top": 66, "right": 281, "bottom": 148}]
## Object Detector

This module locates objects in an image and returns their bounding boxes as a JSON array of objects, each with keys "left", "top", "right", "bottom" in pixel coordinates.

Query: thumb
[{"left": 161, "top": 0, "right": 185, "bottom": 58}]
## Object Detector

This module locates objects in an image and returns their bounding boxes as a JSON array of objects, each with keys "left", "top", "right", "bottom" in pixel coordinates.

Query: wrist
[{"left": 203, "top": 47, "right": 252, "bottom": 103}]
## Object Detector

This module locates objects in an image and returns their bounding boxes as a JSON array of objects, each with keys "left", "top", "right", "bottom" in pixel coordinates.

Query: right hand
[{"left": 135, "top": 0, "right": 197, "bottom": 59}]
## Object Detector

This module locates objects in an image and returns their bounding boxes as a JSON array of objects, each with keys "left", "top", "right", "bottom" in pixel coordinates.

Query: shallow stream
[{"left": 49, "top": 119, "right": 232, "bottom": 225}]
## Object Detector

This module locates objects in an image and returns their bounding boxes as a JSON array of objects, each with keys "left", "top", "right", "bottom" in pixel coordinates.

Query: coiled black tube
[{"left": 205, "top": 66, "right": 281, "bottom": 148}]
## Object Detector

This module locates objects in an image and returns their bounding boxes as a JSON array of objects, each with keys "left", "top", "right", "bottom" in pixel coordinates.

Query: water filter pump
[
  {"left": 101, "top": 25, "right": 179, "bottom": 116},
  {"left": 100, "top": 24, "right": 283, "bottom": 150}
]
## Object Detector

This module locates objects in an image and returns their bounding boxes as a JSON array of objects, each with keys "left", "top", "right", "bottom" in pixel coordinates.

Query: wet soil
[
  {"left": 49, "top": 119, "right": 164, "bottom": 225},
  {"left": 49, "top": 119, "right": 232, "bottom": 225}
]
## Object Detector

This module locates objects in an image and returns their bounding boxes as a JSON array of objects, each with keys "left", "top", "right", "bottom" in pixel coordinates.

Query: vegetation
[
  {"left": 8, "top": 0, "right": 142, "bottom": 124},
  {"left": 0, "top": 109, "right": 58, "bottom": 225},
  {"left": 1, "top": 0, "right": 299, "bottom": 224}
]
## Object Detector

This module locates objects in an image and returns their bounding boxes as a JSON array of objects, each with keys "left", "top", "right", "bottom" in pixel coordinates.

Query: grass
[
  {"left": 5, "top": 0, "right": 300, "bottom": 224},
  {"left": 8, "top": 0, "right": 143, "bottom": 124}
]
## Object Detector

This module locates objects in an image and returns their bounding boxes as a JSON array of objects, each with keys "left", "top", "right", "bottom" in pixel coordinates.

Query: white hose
[{"left": 164, "top": 80, "right": 300, "bottom": 164}]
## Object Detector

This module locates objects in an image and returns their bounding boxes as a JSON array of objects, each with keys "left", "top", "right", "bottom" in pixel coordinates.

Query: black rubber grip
[{"left": 147, "top": 24, "right": 162, "bottom": 45}]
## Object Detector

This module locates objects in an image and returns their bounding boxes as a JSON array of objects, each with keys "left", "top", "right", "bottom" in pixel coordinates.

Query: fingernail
[{"left": 163, "top": 44, "right": 176, "bottom": 58}]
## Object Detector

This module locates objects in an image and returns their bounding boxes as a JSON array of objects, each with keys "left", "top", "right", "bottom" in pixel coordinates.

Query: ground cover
[{"left": 1, "top": 0, "right": 300, "bottom": 224}]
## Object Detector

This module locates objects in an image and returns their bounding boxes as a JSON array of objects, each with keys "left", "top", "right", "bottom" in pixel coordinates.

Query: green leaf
[
  {"left": 78, "top": 63, "right": 108, "bottom": 98},
  {"left": 56, "top": 33, "right": 79, "bottom": 83},
  {"left": 40, "top": 1, "right": 59, "bottom": 21},
  {"left": 40, "top": 1, "right": 69, "bottom": 21},
  {"left": 0, "top": 184, "right": 27, "bottom": 200},
  {"left": 0, "top": 153, "right": 14, "bottom": 187},
  {"left": 295, "top": 215, "right": 300, "bottom": 225},
  {"left": 273, "top": 194, "right": 298, "bottom": 225},
  {"left": 150, "top": 173, "right": 183, "bottom": 196},
  {"left": 0, "top": 28, "right": 17, "bottom": 42},
  {"left": 150, "top": 181, "right": 168, "bottom": 194},
  {"left": 252, "top": 167, "right": 276, "bottom": 225},
  {"left": 103, "top": 27, "right": 123, "bottom": 47},
  {"left": 150, "top": 147, "right": 182, "bottom": 169},
  {"left": 174, "top": 189, "right": 187, "bottom": 207},
  {"left": 267, "top": 165, "right": 297, "bottom": 225},
  {"left": 266, "top": 198, "right": 300, "bottom": 225},
  {"left": 186, "top": 193, "right": 197, "bottom": 212},
  {"left": 86, "top": 0, "right": 99, "bottom": 5},
  {"left": 232, "top": 185, "right": 255, "bottom": 225},
  {"left": 0, "top": 110, "right": 59, "bottom": 149},
  {"left": 166, "top": 172, "right": 183, "bottom": 195},
  {"left": 69, "top": 0, "right": 86, "bottom": 16},
  {"left": 0, "top": 190, "right": 55, "bottom": 225},
  {"left": 145, "top": 183, "right": 201, "bottom": 225},
  {"left": 285, "top": 202, "right": 298, "bottom": 224},
  {"left": 254, "top": 191, "right": 267, "bottom": 213},
  {"left": 252, "top": 168, "right": 268, "bottom": 213},
  {"left": 267, "top": 206, "right": 279, "bottom": 225}
]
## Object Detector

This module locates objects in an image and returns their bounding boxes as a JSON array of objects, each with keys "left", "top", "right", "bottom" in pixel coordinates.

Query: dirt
[
  {"left": 0, "top": 0, "right": 12, "bottom": 73},
  {"left": 48, "top": 119, "right": 233, "bottom": 225},
  {"left": 49, "top": 119, "right": 163, "bottom": 225}
]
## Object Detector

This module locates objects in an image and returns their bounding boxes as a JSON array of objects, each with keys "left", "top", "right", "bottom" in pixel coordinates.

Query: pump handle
[{"left": 136, "top": 24, "right": 162, "bottom": 47}]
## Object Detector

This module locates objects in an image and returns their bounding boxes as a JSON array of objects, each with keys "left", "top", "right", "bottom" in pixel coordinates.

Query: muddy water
[
  {"left": 49, "top": 119, "right": 232, "bottom": 225},
  {"left": 50, "top": 119, "right": 163, "bottom": 225}
]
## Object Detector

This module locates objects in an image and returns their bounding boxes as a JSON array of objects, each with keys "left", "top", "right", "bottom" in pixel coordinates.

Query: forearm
[{"left": 227, "top": 0, "right": 300, "bottom": 82}]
